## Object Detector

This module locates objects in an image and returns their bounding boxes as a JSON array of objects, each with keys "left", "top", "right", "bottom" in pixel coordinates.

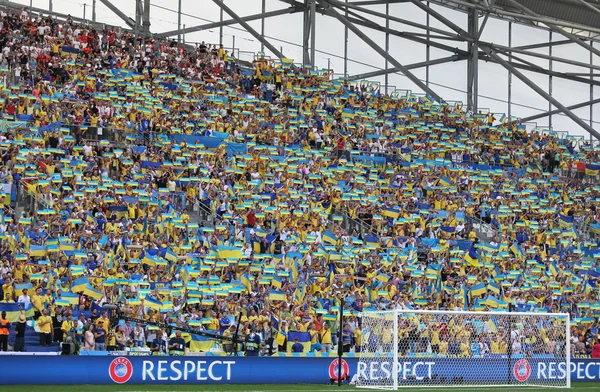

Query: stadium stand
[{"left": 0, "top": 7, "right": 598, "bottom": 358}]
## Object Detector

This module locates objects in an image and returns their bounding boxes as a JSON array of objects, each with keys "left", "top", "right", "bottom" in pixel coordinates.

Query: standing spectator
[
  {"left": 244, "top": 327, "right": 261, "bottom": 356},
  {"left": 17, "top": 288, "right": 31, "bottom": 308},
  {"left": 341, "top": 323, "right": 353, "bottom": 353},
  {"left": 83, "top": 324, "right": 95, "bottom": 351},
  {"left": 38, "top": 308, "right": 52, "bottom": 346},
  {"left": 13, "top": 311, "right": 26, "bottom": 352},
  {"left": 61, "top": 313, "right": 74, "bottom": 337},
  {"left": 320, "top": 323, "right": 332, "bottom": 353},
  {"left": 133, "top": 324, "right": 145, "bottom": 347},
  {"left": 291, "top": 337, "right": 304, "bottom": 353},
  {"left": 94, "top": 320, "right": 106, "bottom": 351},
  {"left": 0, "top": 311, "right": 10, "bottom": 351},
  {"left": 168, "top": 330, "right": 186, "bottom": 356},
  {"left": 151, "top": 331, "right": 167, "bottom": 356},
  {"left": 263, "top": 321, "right": 277, "bottom": 356}
]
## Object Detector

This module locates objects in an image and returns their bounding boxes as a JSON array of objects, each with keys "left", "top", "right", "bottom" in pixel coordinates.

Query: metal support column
[
  {"left": 385, "top": 3, "right": 389, "bottom": 95},
  {"left": 303, "top": 0, "right": 311, "bottom": 65},
  {"left": 508, "top": 22, "right": 512, "bottom": 121},
  {"left": 142, "top": 0, "right": 151, "bottom": 35},
  {"left": 344, "top": 0, "right": 348, "bottom": 77},
  {"left": 310, "top": 0, "right": 317, "bottom": 66},
  {"left": 212, "top": 0, "right": 284, "bottom": 59},
  {"left": 135, "top": 0, "right": 142, "bottom": 38},
  {"left": 549, "top": 31, "right": 553, "bottom": 129},
  {"left": 485, "top": 48, "right": 600, "bottom": 140},
  {"left": 592, "top": 41, "right": 595, "bottom": 143},
  {"left": 317, "top": 0, "right": 443, "bottom": 102},
  {"left": 92, "top": 0, "right": 96, "bottom": 22},
  {"left": 261, "top": 0, "right": 266, "bottom": 53},
  {"left": 178, "top": 0, "right": 182, "bottom": 43},
  {"left": 220, "top": 0, "right": 225, "bottom": 46},
  {"left": 426, "top": 1, "right": 430, "bottom": 86},
  {"left": 49, "top": 0, "right": 53, "bottom": 12},
  {"left": 467, "top": 8, "right": 479, "bottom": 112}
]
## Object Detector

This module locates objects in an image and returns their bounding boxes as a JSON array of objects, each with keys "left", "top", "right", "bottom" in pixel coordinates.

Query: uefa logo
[
  {"left": 329, "top": 358, "right": 349, "bottom": 380},
  {"left": 513, "top": 359, "right": 531, "bottom": 382},
  {"left": 108, "top": 357, "right": 134, "bottom": 384}
]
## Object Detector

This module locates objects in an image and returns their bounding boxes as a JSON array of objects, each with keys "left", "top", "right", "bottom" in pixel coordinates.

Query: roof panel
[{"left": 495, "top": 0, "right": 600, "bottom": 30}]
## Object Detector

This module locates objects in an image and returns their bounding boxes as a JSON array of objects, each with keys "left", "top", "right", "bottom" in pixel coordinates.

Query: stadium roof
[{"left": 428, "top": 0, "right": 600, "bottom": 38}]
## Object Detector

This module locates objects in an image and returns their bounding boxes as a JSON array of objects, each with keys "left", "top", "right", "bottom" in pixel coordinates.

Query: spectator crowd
[{"left": 0, "top": 7, "right": 598, "bottom": 358}]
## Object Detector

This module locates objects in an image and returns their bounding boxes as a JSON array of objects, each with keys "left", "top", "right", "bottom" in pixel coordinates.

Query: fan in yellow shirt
[{"left": 38, "top": 309, "right": 53, "bottom": 346}]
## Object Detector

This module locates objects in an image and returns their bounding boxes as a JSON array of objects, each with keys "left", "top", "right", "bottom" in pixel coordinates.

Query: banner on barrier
[{"left": 0, "top": 356, "right": 598, "bottom": 384}]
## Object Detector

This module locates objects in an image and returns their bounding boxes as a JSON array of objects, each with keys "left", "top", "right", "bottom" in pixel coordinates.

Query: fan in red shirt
[{"left": 592, "top": 339, "right": 600, "bottom": 358}]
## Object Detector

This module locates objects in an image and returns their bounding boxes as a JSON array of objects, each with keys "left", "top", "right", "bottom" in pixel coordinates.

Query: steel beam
[
  {"left": 347, "top": 55, "right": 464, "bottom": 80},
  {"left": 514, "top": 39, "right": 576, "bottom": 51},
  {"left": 330, "top": 0, "right": 600, "bottom": 73},
  {"left": 142, "top": 0, "right": 151, "bottom": 34},
  {"left": 317, "top": 2, "right": 600, "bottom": 85},
  {"left": 317, "top": 0, "right": 443, "bottom": 102},
  {"left": 504, "top": 0, "right": 600, "bottom": 58},
  {"left": 213, "top": 0, "right": 285, "bottom": 59},
  {"left": 157, "top": 7, "right": 298, "bottom": 38},
  {"left": 310, "top": 0, "right": 317, "bottom": 65},
  {"left": 483, "top": 48, "right": 600, "bottom": 140},
  {"left": 327, "top": 0, "right": 463, "bottom": 39},
  {"left": 98, "top": 0, "right": 135, "bottom": 28},
  {"left": 303, "top": 0, "right": 312, "bottom": 64},
  {"left": 467, "top": 8, "right": 478, "bottom": 111},
  {"left": 518, "top": 98, "right": 600, "bottom": 123},
  {"left": 426, "top": 0, "right": 600, "bottom": 37},
  {"left": 407, "top": 0, "right": 472, "bottom": 38}
]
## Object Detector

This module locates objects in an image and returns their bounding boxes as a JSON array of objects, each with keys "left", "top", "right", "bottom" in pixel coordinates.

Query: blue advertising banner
[{"left": 0, "top": 356, "right": 598, "bottom": 384}]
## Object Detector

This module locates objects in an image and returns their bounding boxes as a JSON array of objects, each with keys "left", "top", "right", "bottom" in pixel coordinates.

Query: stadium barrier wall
[{"left": 0, "top": 356, "right": 599, "bottom": 384}]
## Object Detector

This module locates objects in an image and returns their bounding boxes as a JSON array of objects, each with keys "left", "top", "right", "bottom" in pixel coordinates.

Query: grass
[{"left": 0, "top": 384, "right": 595, "bottom": 392}]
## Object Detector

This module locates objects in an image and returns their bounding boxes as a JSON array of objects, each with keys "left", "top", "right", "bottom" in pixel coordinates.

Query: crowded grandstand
[{"left": 0, "top": 6, "right": 599, "bottom": 360}]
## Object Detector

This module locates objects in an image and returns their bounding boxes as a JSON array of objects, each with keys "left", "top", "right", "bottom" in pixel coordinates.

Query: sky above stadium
[{"left": 13, "top": 0, "right": 600, "bottom": 140}]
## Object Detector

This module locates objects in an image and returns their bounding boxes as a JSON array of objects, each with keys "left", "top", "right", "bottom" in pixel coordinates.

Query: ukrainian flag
[
  {"left": 439, "top": 176, "right": 453, "bottom": 186},
  {"left": 241, "top": 273, "right": 252, "bottom": 292},
  {"left": 144, "top": 295, "right": 163, "bottom": 310},
  {"left": 375, "top": 273, "right": 390, "bottom": 282},
  {"left": 30, "top": 245, "right": 47, "bottom": 257},
  {"left": 322, "top": 230, "right": 338, "bottom": 245},
  {"left": 83, "top": 284, "right": 103, "bottom": 300},
  {"left": 382, "top": 207, "right": 400, "bottom": 219},
  {"left": 470, "top": 283, "right": 487, "bottom": 297},
  {"left": 271, "top": 275, "right": 283, "bottom": 289},
  {"left": 269, "top": 289, "right": 287, "bottom": 301},
  {"left": 465, "top": 246, "right": 480, "bottom": 267},
  {"left": 585, "top": 164, "right": 600, "bottom": 176},
  {"left": 216, "top": 246, "right": 242, "bottom": 259},
  {"left": 294, "top": 284, "right": 306, "bottom": 304},
  {"left": 286, "top": 331, "right": 311, "bottom": 353},
  {"left": 510, "top": 242, "right": 524, "bottom": 260},
  {"left": 549, "top": 263, "right": 558, "bottom": 276},
  {"left": 558, "top": 214, "right": 574, "bottom": 228},
  {"left": 0, "top": 303, "right": 34, "bottom": 322},
  {"left": 189, "top": 334, "right": 217, "bottom": 352},
  {"left": 487, "top": 281, "right": 500, "bottom": 296},
  {"left": 164, "top": 248, "right": 179, "bottom": 262},
  {"left": 60, "top": 292, "right": 80, "bottom": 305},
  {"left": 290, "top": 259, "right": 299, "bottom": 283},
  {"left": 71, "top": 277, "right": 89, "bottom": 293}
]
